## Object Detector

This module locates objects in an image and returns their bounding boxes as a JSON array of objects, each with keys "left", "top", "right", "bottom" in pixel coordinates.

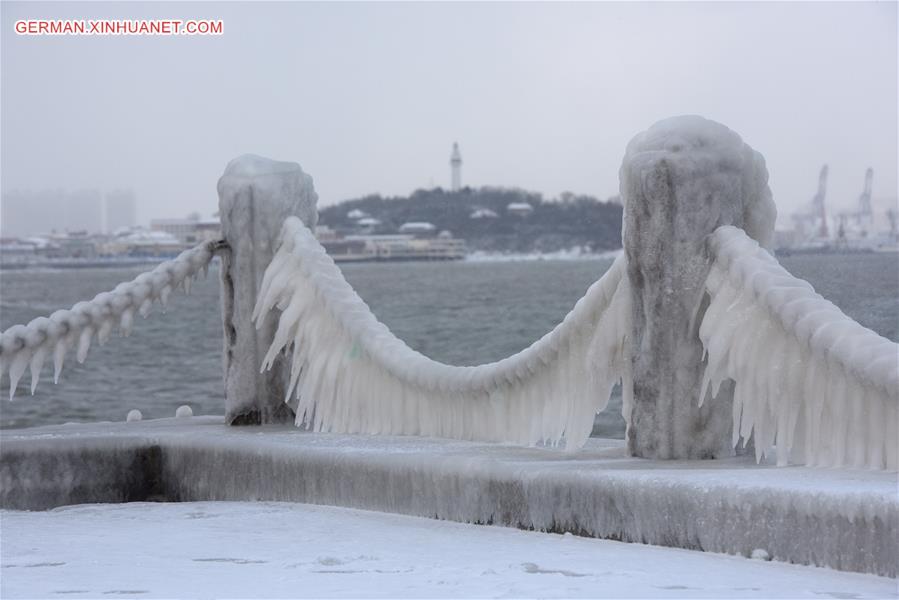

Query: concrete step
[{"left": 2, "top": 416, "right": 896, "bottom": 577}]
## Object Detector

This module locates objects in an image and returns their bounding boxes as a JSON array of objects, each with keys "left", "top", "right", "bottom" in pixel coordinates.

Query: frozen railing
[
  {"left": 255, "top": 216, "right": 898, "bottom": 467},
  {"left": 0, "top": 240, "right": 222, "bottom": 400},
  {"left": 700, "top": 226, "right": 898, "bottom": 469},
  {"left": 254, "top": 216, "right": 631, "bottom": 451},
  {"left": 2, "top": 121, "right": 896, "bottom": 471}
]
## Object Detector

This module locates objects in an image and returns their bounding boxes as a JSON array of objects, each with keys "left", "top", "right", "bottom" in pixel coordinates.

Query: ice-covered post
[
  {"left": 218, "top": 155, "right": 318, "bottom": 424},
  {"left": 620, "top": 116, "right": 776, "bottom": 459}
]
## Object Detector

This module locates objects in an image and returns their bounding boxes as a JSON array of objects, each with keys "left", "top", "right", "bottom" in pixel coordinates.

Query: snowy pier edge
[{"left": 2, "top": 416, "right": 896, "bottom": 578}]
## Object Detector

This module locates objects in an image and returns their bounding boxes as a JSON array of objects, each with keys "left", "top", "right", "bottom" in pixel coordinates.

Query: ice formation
[
  {"left": 218, "top": 154, "right": 319, "bottom": 424},
  {"left": 175, "top": 405, "right": 193, "bottom": 418},
  {"left": 254, "top": 216, "right": 631, "bottom": 450},
  {"left": 700, "top": 226, "right": 899, "bottom": 469},
  {"left": 126, "top": 409, "right": 143, "bottom": 422},
  {"left": 620, "top": 115, "right": 777, "bottom": 460},
  {"left": 0, "top": 241, "right": 217, "bottom": 400}
]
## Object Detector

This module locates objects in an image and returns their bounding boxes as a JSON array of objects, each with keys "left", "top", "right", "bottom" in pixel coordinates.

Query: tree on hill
[{"left": 318, "top": 187, "right": 622, "bottom": 253}]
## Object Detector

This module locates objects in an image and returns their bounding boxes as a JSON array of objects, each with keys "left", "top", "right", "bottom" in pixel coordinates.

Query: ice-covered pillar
[
  {"left": 620, "top": 116, "right": 776, "bottom": 459},
  {"left": 218, "top": 155, "right": 318, "bottom": 424}
]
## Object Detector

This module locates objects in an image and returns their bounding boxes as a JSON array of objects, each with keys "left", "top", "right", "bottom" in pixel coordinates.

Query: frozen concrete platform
[{"left": 1, "top": 417, "right": 896, "bottom": 577}]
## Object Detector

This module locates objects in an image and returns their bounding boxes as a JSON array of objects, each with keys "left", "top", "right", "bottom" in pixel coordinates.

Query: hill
[{"left": 318, "top": 187, "right": 623, "bottom": 254}]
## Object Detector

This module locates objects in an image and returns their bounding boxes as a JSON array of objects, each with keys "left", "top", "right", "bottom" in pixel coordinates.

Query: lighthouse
[{"left": 450, "top": 142, "right": 462, "bottom": 192}]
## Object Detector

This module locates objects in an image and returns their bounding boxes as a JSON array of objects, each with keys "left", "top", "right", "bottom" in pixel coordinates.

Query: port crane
[{"left": 791, "top": 164, "right": 830, "bottom": 241}]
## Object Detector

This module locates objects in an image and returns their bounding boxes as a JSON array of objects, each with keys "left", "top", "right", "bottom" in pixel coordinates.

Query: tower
[{"left": 450, "top": 142, "right": 462, "bottom": 192}]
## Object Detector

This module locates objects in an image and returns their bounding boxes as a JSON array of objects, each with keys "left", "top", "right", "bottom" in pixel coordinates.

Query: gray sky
[{"left": 2, "top": 1, "right": 897, "bottom": 228}]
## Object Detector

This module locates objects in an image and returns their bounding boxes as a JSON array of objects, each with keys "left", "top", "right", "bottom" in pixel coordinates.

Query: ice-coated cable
[
  {"left": 700, "top": 226, "right": 898, "bottom": 469},
  {"left": 254, "top": 217, "right": 631, "bottom": 451},
  {"left": 0, "top": 240, "right": 221, "bottom": 400}
]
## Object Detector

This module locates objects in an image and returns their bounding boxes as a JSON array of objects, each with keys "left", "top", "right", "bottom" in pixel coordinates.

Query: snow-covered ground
[{"left": 2, "top": 501, "right": 895, "bottom": 599}]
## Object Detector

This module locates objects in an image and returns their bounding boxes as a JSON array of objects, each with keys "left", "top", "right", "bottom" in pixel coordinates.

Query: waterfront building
[{"left": 150, "top": 215, "right": 221, "bottom": 246}]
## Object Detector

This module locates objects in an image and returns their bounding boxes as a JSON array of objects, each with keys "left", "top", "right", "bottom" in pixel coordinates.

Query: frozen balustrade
[
  {"left": 619, "top": 115, "right": 777, "bottom": 461},
  {"left": 701, "top": 226, "right": 898, "bottom": 470},
  {"left": 217, "top": 154, "right": 319, "bottom": 424},
  {"left": 0, "top": 241, "right": 220, "bottom": 400},
  {"left": 253, "top": 216, "right": 630, "bottom": 451},
  {"left": 1, "top": 119, "right": 895, "bottom": 471},
  {"left": 253, "top": 116, "right": 896, "bottom": 469}
]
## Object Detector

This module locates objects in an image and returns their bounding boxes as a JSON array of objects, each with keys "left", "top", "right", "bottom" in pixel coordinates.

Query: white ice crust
[
  {"left": 701, "top": 226, "right": 899, "bottom": 469},
  {"left": 621, "top": 115, "right": 777, "bottom": 249},
  {"left": 255, "top": 214, "right": 898, "bottom": 469},
  {"left": 217, "top": 154, "right": 319, "bottom": 423},
  {"left": 254, "top": 216, "right": 631, "bottom": 451},
  {"left": 0, "top": 241, "right": 217, "bottom": 400},
  {"left": 619, "top": 116, "right": 778, "bottom": 460}
]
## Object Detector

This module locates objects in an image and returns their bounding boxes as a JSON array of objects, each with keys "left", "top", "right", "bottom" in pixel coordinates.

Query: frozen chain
[
  {"left": 0, "top": 240, "right": 224, "bottom": 399},
  {"left": 707, "top": 226, "right": 897, "bottom": 396},
  {"left": 251, "top": 217, "right": 630, "bottom": 450},
  {"left": 701, "top": 226, "right": 898, "bottom": 469},
  {"left": 254, "top": 217, "right": 625, "bottom": 396}
]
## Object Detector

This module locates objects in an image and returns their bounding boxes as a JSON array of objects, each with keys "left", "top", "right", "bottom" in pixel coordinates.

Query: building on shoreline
[
  {"left": 316, "top": 225, "right": 465, "bottom": 262},
  {"left": 150, "top": 215, "right": 221, "bottom": 245}
]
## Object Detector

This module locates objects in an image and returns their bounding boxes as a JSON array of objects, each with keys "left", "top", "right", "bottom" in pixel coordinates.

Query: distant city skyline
[
  {"left": 2, "top": 2, "right": 896, "bottom": 230},
  {"left": 3, "top": 163, "right": 895, "bottom": 238}
]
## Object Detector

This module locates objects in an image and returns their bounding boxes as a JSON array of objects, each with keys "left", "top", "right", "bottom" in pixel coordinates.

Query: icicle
[
  {"left": 53, "top": 337, "right": 68, "bottom": 384},
  {"left": 8, "top": 352, "right": 29, "bottom": 401},
  {"left": 29, "top": 347, "right": 47, "bottom": 395},
  {"left": 76, "top": 327, "right": 94, "bottom": 363},
  {"left": 120, "top": 308, "right": 135, "bottom": 336},
  {"left": 97, "top": 318, "right": 114, "bottom": 345},
  {"left": 138, "top": 298, "right": 153, "bottom": 318},
  {"left": 160, "top": 285, "right": 172, "bottom": 309}
]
